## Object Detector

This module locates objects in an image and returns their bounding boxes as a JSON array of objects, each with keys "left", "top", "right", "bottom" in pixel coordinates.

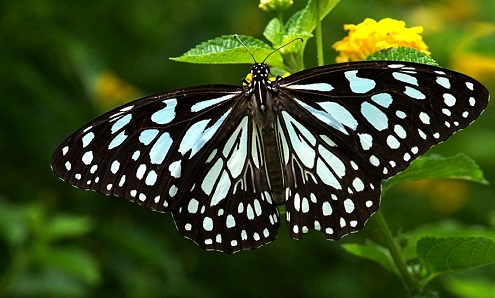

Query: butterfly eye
[{"left": 52, "top": 60, "right": 489, "bottom": 253}]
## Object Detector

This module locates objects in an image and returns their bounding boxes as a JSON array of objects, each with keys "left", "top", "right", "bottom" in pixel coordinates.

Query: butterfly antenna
[
  {"left": 262, "top": 37, "right": 303, "bottom": 64},
  {"left": 234, "top": 34, "right": 257, "bottom": 63}
]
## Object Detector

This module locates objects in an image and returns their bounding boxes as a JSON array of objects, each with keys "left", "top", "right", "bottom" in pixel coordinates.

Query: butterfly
[{"left": 51, "top": 45, "right": 489, "bottom": 253}]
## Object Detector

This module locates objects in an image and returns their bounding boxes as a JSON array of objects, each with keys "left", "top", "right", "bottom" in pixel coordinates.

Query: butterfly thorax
[{"left": 245, "top": 63, "right": 285, "bottom": 205}]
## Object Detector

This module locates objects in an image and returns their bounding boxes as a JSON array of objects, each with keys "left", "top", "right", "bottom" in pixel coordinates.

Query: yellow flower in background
[
  {"left": 333, "top": 18, "right": 431, "bottom": 63},
  {"left": 450, "top": 22, "right": 495, "bottom": 82},
  {"left": 259, "top": 0, "right": 293, "bottom": 13},
  {"left": 94, "top": 71, "right": 141, "bottom": 110},
  {"left": 401, "top": 179, "right": 469, "bottom": 214}
]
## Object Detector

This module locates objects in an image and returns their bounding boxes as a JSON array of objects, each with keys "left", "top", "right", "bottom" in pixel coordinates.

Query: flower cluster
[
  {"left": 332, "top": 18, "right": 430, "bottom": 62},
  {"left": 259, "top": 0, "right": 293, "bottom": 13}
]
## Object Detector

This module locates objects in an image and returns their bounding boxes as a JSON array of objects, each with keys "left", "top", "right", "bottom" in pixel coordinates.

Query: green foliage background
[{"left": 0, "top": 0, "right": 494, "bottom": 297}]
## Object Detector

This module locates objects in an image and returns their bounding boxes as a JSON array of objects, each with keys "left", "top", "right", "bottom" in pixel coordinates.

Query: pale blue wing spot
[
  {"left": 358, "top": 133, "right": 373, "bottom": 150},
  {"left": 276, "top": 118, "right": 290, "bottom": 165},
  {"left": 345, "top": 70, "right": 376, "bottom": 94},
  {"left": 224, "top": 117, "right": 248, "bottom": 179},
  {"left": 318, "top": 102, "right": 358, "bottom": 131},
  {"left": 191, "top": 94, "right": 235, "bottom": 112},
  {"left": 318, "top": 145, "right": 345, "bottom": 178},
  {"left": 169, "top": 185, "right": 178, "bottom": 197},
  {"left": 396, "top": 110, "right": 407, "bottom": 119},
  {"left": 443, "top": 93, "right": 456, "bottom": 107},
  {"left": 316, "top": 158, "right": 342, "bottom": 189},
  {"left": 149, "top": 132, "right": 173, "bottom": 164},
  {"left": 251, "top": 126, "right": 263, "bottom": 168},
  {"left": 136, "top": 164, "right": 147, "bottom": 179},
  {"left": 111, "top": 114, "right": 132, "bottom": 134},
  {"left": 206, "top": 149, "right": 217, "bottom": 163},
  {"left": 344, "top": 198, "right": 355, "bottom": 213},
  {"left": 82, "top": 151, "right": 93, "bottom": 165},
  {"left": 151, "top": 98, "right": 177, "bottom": 125},
  {"left": 210, "top": 170, "right": 231, "bottom": 206},
  {"left": 82, "top": 132, "right": 95, "bottom": 148},
  {"left": 62, "top": 146, "right": 69, "bottom": 156},
  {"left": 110, "top": 160, "right": 120, "bottom": 174},
  {"left": 386, "top": 135, "right": 400, "bottom": 149},
  {"left": 132, "top": 150, "right": 140, "bottom": 161},
  {"left": 120, "top": 105, "right": 134, "bottom": 112},
  {"left": 139, "top": 129, "right": 159, "bottom": 145},
  {"left": 394, "top": 124, "right": 407, "bottom": 139},
  {"left": 436, "top": 77, "right": 451, "bottom": 89},
  {"left": 371, "top": 93, "right": 393, "bottom": 108},
  {"left": 282, "top": 111, "right": 316, "bottom": 168},
  {"left": 168, "top": 160, "right": 181, "bottom": 178},
  {"left": 404, "top": 86, "right": 426, "bottom": 100},
  {"left": 320, "top": 135, "right": 336, "bottom": 147},
  {"left": 145, "top": 170, "right": 158, "bottom": 186},
  {"left": 466, "top": 82, "right": 474, "bottom": 91},
  {"left": 287, "top": 83, "right": 334, "bottom": 92},
  {"left": 202, "top": 159, "right": 223, "bottom": 196},
  {"left": 361, "top": 102, "right": 388, "bottom": 131},
  {"left": 179, "top": 109, "right": 231, "bottom": 158},
  {"left": 392, "top": 72, "right": 418, "bottom": 86},
  {"left": 296, "top": 99, "right": 350, "bottom": 135},
  {"left": 108, "top": 131, "right": 127, "bottom": 149}
]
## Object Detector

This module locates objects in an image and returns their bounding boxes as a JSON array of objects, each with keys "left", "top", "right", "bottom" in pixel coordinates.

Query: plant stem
[
  {"left": 374, "top": 210, "right": 416, "bottom": 294},
  {"left": 315, "top": 0, "right": 324, "bottom": 66},
  {"left": 276, "top": 11, "right": 284, "bottom": 28}
]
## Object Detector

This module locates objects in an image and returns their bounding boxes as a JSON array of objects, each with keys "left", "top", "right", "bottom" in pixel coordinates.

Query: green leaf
[
  {"left": 36, "top": 246, "right": 101, "bottom": 285},
  {"left": 170, "top": 35, "right": 284, "bottom": 68},
  {"left": 443, "top": 276, "right": 495, "bottom": 298},
  {"left": 402, "top": 220, "right": 495, "bottom": 262},
  {"left": 366, "top": 47, "right": 438, "bottom": 66},
  {"left": 384, "top": 153, "right": 488, "bottom": 193},
  {"left": 417, "top": 237, "right": 495, "bottom": 279},
  {"left": 342, "top": 243, "right": 398, "bottom": 274},
  {"left": 0, "top": 198, "right": 30, "bottom": 246},
  {"left": 264, "top": 18, "right": 284, "bottom": 46},
  {"left": 286, "top": 0, "right": 341, "bottom": 36},
  {"left": 44, "top": 213, "right": 94, "bottom": 241}
]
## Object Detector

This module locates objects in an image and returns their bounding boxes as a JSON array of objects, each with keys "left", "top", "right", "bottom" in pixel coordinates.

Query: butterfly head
[{"left": 250, "top": 62, "right": 271, "bottom": 82}]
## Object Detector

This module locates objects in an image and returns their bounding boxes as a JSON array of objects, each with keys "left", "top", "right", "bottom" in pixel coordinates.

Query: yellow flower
[
  {"left": 401, "top": 179, "right": 469, "bottom": 214},
  {"left": 94, "top": 71, "right": 141, "bottom": 110},
  {"left": 332, "top": 18, "right": 431, "bottom": 63},
  {"left": 259, "top": 0, "right": 293, "bottom": 13}
]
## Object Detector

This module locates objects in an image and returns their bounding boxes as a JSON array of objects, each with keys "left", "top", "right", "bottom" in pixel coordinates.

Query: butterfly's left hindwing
[{"left": 274, "top": 61, "right": 489, "bottom": 240}]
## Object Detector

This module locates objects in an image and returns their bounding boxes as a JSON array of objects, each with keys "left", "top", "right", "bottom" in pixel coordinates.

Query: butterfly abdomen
[{"left": 248, "top": 63, "right": 286, "bottom": 205}]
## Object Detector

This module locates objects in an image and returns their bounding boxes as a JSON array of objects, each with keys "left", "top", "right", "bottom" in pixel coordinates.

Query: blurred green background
[{"left": 1, "top": 0, "right": 494, "bottom": 297}]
